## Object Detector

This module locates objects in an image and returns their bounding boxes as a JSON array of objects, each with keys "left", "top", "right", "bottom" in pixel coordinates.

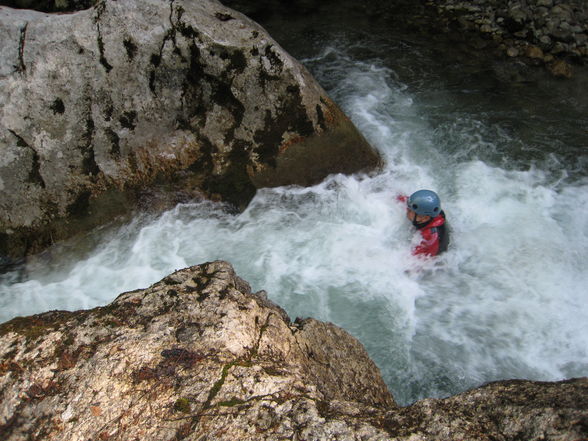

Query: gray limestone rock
[{"left": 0, "top": 0, "right": 381, "bottom": 259}]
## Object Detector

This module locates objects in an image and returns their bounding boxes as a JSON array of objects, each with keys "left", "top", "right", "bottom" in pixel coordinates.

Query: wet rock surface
[
  {"left": 1, "top": 261, "right": 586, "bottom": 440},
  {"left": 427, "top": 0, "right": 588, "bottom": 78},
  {"left": 0, "top": 0, "right": 381, "bottom": 261}
]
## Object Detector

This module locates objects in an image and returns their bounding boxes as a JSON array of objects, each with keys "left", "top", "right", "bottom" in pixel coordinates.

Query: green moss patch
[{"left": 174, "top": 397, "right": 191, "bottom": 413}]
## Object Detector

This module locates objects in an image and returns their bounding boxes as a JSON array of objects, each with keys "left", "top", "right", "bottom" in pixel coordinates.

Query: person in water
[{"left": 398, "top": 189, "right": 449, "bottom": 257}]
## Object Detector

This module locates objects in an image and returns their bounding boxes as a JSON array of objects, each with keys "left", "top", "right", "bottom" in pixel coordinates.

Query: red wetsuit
[
  {"left": 397, "top": 195, "right": 449, "bottom": 257},
  {"left": 413, "top": 213, "right": 447, "bottom": 257}
]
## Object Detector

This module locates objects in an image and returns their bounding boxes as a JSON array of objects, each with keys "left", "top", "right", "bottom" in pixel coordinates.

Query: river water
[{"left": 1, "top": 7, "right": 588, "bottom": 406}]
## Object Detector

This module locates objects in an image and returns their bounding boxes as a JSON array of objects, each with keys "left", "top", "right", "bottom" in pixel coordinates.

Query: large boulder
[
  {"left": 0, "top": 0, "right": 381, "bottom": 259},
  {"left": 0, "top": 261, "right": 395, "bottom": 440},
  {"left": 1, "top": 261, "right": 587, "bottom": 440}
]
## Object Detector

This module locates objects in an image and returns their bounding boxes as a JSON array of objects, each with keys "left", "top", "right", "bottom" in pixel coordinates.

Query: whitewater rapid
[{"left": 1, "top": 43, "right": 587, "bottom": 405}]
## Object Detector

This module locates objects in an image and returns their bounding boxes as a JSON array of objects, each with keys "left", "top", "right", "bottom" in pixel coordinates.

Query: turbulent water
[{"left": 2, "top": 17, "right": 588, "bottom": 406}]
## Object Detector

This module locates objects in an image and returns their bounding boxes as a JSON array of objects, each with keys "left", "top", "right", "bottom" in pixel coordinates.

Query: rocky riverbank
[
  {"left": 220, "top": 0, "right": 588, "bottom": 80},
  {"left": 1, "top": 261, "right": 586, "bottom": 440},
  {"left": 425, "top": 0, "right": 588, "bottom": 78}
]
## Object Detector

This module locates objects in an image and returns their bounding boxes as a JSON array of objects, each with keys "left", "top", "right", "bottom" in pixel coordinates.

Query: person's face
[{"left": 406, "top": 207, "right": 431, "bottom": 224}]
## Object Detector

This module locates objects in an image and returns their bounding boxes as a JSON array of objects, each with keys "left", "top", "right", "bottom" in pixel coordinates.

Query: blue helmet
[{"left": 407, "top": 190, "right": 441, "bottom": 217}]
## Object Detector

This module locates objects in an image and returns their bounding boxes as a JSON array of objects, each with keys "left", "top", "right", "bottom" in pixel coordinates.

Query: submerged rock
[
  {"left": 0, "top": 0, "right": 381, "bottom": 260},
  {"left": 1, "top": 261, "right": 586, "bottom": 440}
]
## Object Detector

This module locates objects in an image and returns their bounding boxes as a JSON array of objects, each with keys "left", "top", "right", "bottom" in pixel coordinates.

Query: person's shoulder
[{"left": 430, "top": 213, "right": 446, "bottom": 227}]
